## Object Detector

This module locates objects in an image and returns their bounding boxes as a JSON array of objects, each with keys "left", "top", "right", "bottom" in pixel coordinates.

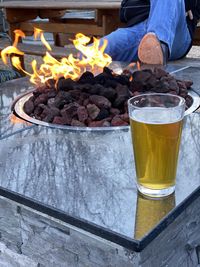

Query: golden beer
[
  {"left": 134, "top": 192, "right": 175, "bottom": 239},
  {"left": 130, "top": 118, "right": 183, "bottom": 190}
]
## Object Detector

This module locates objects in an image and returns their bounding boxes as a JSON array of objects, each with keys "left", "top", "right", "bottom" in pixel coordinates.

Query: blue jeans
[{"left": 101, "top": 0, "right": 192, "bottom": 63}]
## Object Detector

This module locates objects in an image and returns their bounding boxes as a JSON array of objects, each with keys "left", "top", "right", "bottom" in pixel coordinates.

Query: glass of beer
[{"left": 128, "top": 93, "right": 185, "bottom": 198}]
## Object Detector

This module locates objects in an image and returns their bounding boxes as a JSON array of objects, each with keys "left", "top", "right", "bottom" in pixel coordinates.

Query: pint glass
[{"left": 128, "top": 93, "right": 185, "bottom": 197}]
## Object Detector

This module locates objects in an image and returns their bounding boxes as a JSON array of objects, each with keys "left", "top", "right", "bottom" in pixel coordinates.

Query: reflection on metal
[
  {"left": 9, "top": 113, "right": 32, "bottom": 125},
  {"left": 134, "top": 192, "right": 175, "bottom": 240},
  {"left": 185, "top": 90, "right": 200, "bottom": 116},
  {"left": 13, "top": 90, "right": 200, "bottom": 131}
]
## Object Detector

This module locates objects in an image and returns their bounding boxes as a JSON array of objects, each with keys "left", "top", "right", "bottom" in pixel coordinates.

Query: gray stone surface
[
  {"left": 140, "top": 196, "right": 200, "bottom": 267},
  {"left": 0, "top": 64, "right": 200, "bottom": 266},
  {"left": 1, "top": 193, "right": 200, "bottom": 266},
  {"left": 0, "top": 197, "right": 138, "bottom": 267},
  {"left": 0, "top": 113, "right": 199, "bottom": 241},
  {"left": 0, "top": 242, "right": 38, "bottom": 267}
]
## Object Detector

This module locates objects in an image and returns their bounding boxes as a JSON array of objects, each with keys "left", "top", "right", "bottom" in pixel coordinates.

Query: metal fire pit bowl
[{"left": 13, "top": 89, "right": 200, "bottom": 132}]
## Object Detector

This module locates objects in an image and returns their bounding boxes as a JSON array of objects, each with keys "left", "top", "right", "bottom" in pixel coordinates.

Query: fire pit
[
  {"left": 13, "top": 66, "right": 200, "bottom": 131},
  {"left": 2, "top": 28, "right": 199, "bottom": 129}
]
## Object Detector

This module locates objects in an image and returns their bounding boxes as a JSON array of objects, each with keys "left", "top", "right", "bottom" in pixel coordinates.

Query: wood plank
[
  {"left": 19, "top": 21, "right": 104, "bottom": 36},
  {"left": 50, "top": 18, "right": 97, "bottom": 25},
  {"left": 0, "top": 1, "right": 121, "bottom": 10},
  {"left": 18, "top": 43, "right": 77, "bottom": 58},
  {"left": 96, "top": 9, "right": 122, "bottom": 27},
  {"left": 102, "top": 13, "right": 121, "bottom": 35},
  {"left": 52, "top": 33, "right": 76, "bottom": 47},
  {"left": 0, "top": 42, "right": 77, "bottom": 58},
  {"left": 193, "top": 26, "right": 200, "bottom": 45},
  {"left": 5, "top": 8, "right": 38, "bottom": 23},
  {"left": 39, "top": 9, "right": 66, "bottom": 19}
]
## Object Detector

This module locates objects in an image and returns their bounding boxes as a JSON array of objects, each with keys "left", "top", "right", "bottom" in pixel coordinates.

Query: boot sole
[{"left": 138, "top": 33, "right": 164, "bottom": 65}]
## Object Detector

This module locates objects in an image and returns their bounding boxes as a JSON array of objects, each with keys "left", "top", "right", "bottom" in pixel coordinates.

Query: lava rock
[
  {"left": 77, "top": 106, "right": 88, "bottom": 122},
  {"left": 111, "top": 115, "right": 129, "bottom": 126},
  {"left": 89, "top": 95, "right": 112, "bottom": 109},
  {"left": 87, "top": 104, "right": 100, "bottom": 120},
  {"left": 24, "top": 99, "right": 34, "bottom": 115}
]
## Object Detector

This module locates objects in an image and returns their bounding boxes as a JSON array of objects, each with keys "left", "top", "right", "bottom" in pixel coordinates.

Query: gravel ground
[{"left": 187, "top": 45, "right": 200, "bottom": 58}]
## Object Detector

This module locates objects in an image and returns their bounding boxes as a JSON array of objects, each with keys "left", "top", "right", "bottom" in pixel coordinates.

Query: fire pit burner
[
  {"left": 13, "top": 67, "right": 200, "bottom": 131},
  {"left": 13, "top": 90, "right": 128, "bottom": 131},
  {"left": 13, "top": 90, "right": 200, "bottom": 131}
]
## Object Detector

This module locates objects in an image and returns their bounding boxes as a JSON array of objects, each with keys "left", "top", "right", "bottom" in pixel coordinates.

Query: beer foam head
[
  {"left": 130, "top": 108, "right": 183, "bottom": 124},
  {"left": 128, "top": 93, "right": 185, "bottom": 125}
]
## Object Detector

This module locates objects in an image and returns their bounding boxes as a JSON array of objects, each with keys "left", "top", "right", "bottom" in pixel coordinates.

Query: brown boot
[{"left": 138, "top": 33, "right": 168, "bottom": 65}]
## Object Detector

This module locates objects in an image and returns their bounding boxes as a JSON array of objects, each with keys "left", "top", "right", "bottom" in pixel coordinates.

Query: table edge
[{"left": 0, "top": 183, "right": 200, "bottom": 252}]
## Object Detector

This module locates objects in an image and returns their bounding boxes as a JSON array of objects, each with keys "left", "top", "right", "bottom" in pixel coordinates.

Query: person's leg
[
  {"left": 146, "top": 0, "right": 191, "bottom": 59},
  {"left": 102, "top": 0, "right": 191, "bottom": 63},
  {"left": 101, "top": 20, "right": 147, "bottom": 62}
]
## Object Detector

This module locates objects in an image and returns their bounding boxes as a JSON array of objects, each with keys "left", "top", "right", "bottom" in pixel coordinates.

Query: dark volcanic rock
[
  {"left": 24, "top": 99, "right": 34, "bottom": 115},
  {"left": 77, "top": 106, "right": 88, "bottom": 122},
  {"left": 24, "top": 66, "right": 192, "bottom": 127},
  {"left": 78, "top": 71, "right": 95, "bottom": 84},
  {"left": 89, "top": 95, "right": 112, "bottom": 109},
  {"left": 111, "top": 115, "right": 129, "bottom": 126},
  {"left": 87, "top": 104, "right": 100, "bottom": 120}
]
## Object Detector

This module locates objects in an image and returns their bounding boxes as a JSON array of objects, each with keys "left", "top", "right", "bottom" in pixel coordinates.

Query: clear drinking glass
[{"left": 128, "top": 93, "right": 185, "bottom": 198}]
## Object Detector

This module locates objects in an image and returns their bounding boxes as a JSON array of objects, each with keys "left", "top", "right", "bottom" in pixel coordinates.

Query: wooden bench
[
  {"left": 0, "top": 0, "right": 122, "bottom": 72},
  {"left": 0, "top": 0, "right": 200, "bottom": 71},
  {"left": 0, "top": 36, "right": 78, "bottom": 76},
  {"left": 0, "top": 39, "right": 76, "bottom": 57},
  {"left": 0, "top": 1, "right": 122, "bottom": 41},
  {"left": 192, "top": 23, "right": 200, "bottom": 45}
]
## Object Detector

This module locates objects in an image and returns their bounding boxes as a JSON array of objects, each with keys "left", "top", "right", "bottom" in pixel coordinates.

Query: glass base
[{"left": 137, "top": 184, "right": 175, "bottom": 198}]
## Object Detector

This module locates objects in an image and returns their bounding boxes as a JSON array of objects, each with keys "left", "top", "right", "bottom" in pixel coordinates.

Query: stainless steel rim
[{"left": 184, "top": 90, "right": 200, "bottom": 116}]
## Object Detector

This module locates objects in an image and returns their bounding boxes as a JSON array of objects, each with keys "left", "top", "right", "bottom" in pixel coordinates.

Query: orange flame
[
  {"left": 1, "top": 46, "right": 24, "bottom": 65},
  {"left": 34, "top": 28, "right": 52, "bottom": 51},
  {"left": 13, "top": 29, "right": 26, "bottom": 47},
  {"left": 10, "top": 113, "right": 31, "bottom": 125},
  {"left": 1, "top": 28, "right": 112, "bottom": 87},
  {"left": 137, "top": 61, "right": 141, "bottom": 70}
]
